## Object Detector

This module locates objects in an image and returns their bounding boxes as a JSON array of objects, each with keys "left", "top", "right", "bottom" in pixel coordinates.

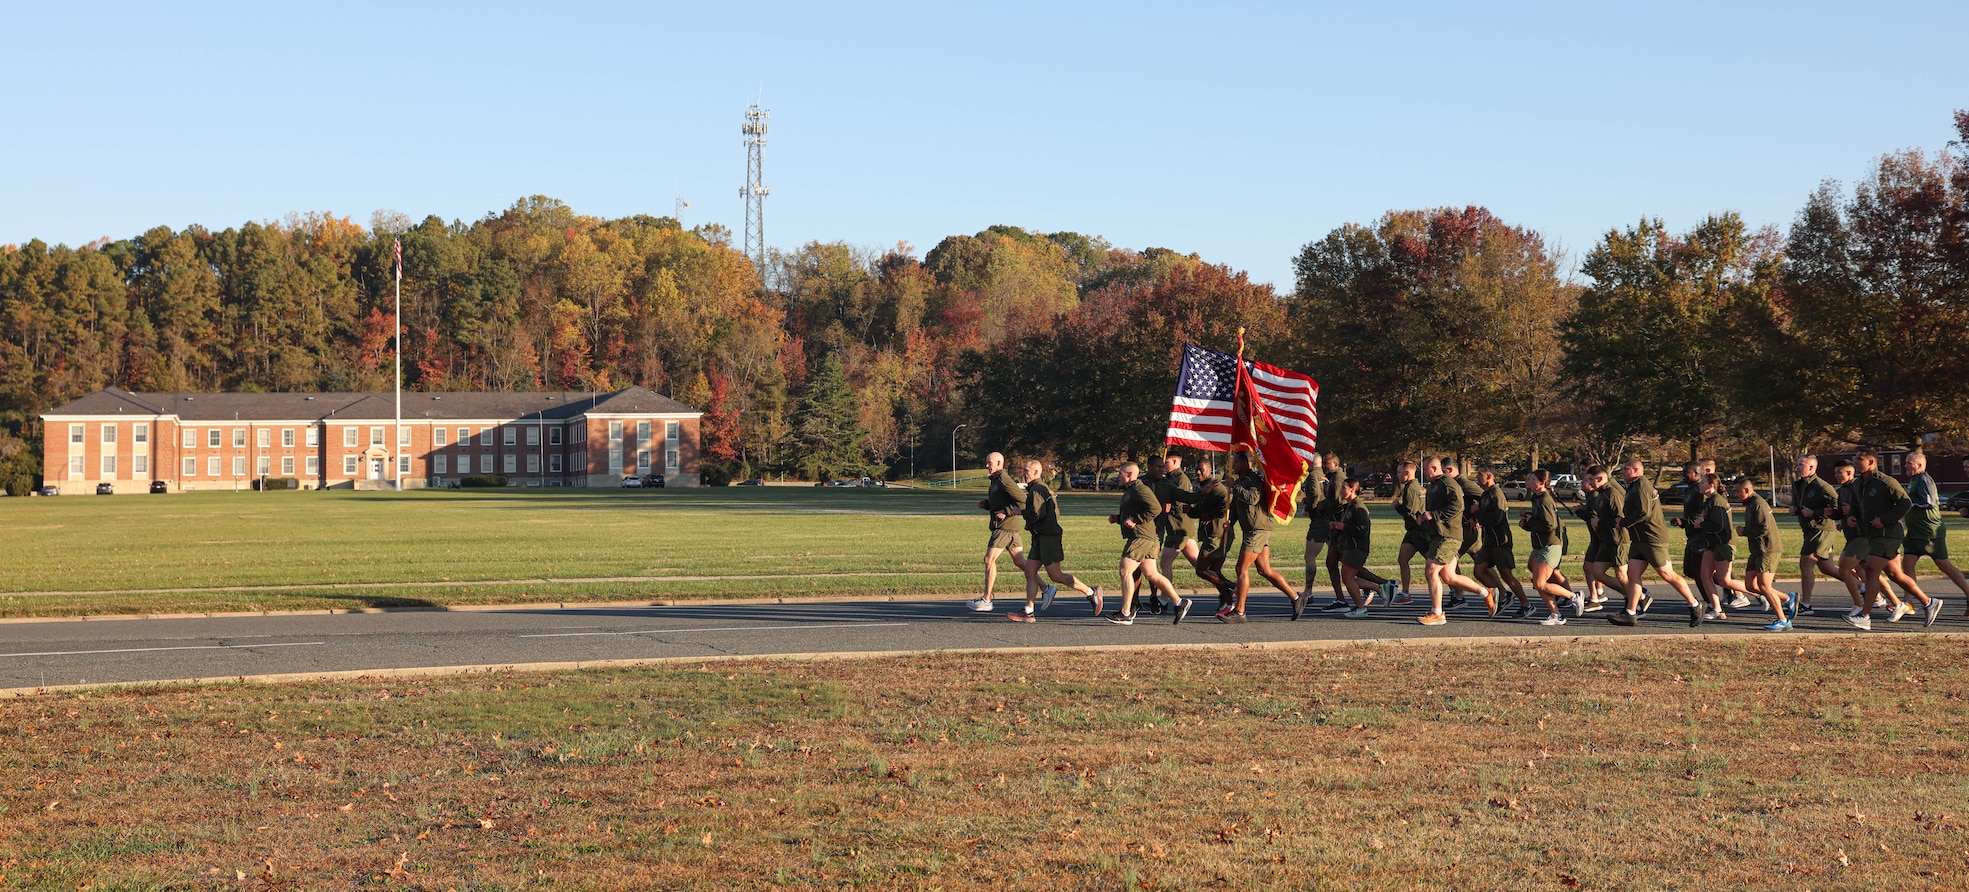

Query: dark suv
[
  {"left": 95, "top": 483, "right": 114, "bottom": 495},
  {"left": 642, "top": 473, "right": 665, "bottom": 488},
  {"left": 149, "top": 480, "right": 169, "bottom": 494}
]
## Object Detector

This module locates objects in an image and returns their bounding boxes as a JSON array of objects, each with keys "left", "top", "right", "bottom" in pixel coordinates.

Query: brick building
[{"left": 39, "top": 386, "right": 702, "bottom": 493}]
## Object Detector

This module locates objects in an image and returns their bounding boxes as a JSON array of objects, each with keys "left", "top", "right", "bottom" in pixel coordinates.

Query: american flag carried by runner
[{"left": 1165, "top": 339, "right": 1319, "bottom": 523}]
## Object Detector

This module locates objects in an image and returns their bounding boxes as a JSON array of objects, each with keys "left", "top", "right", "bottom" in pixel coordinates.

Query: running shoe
[
  {"left": 1290, "top": 593, "right": 1306, "bottom": 621},
  {"left": 1796, "top": 602, "right": 1816, "bottom": 617},
  {"left": 1572, "top": 596, "right": 1586, "bottom": 618},
  {"left": 1218, "top": 611, "right": 1247, "bottom": 624},
  {"left": 1361, "top": 590, "right": 1379, "bottom": 608},
  {"left": 1485, "top": 591, "right": 1500, "bottom": 617},
  {"left": 1344, "top": 606, "right": 1370, "bottom": 619},
  {"left": 1639, "top": 592, "right": 1655, "bottom": 615},
  {"left": 1088, "top": 587, "right": 1104, "bottom": 616},
  {"left": 1540, "top": 614, "right": 1567, "bottom": 627},
  {"left": 1513, "top": 598, "right": 1532, "bottom": 619},
  {"left": 1580, "top": 599, "right": 1604, "bottom": 614},
  {"left": 1925, "top": 598, "right": 1944, "bottom": 629},
  {"left": 1728, "top": 594, "right": 1753, "bottom": 610},
  {"left": 1391, "top": 591, "right": 1415, "bottom": 606},
  {"left": 1705, "top": 609, "right": 1726, "bottom": 621},
  {"left": 1688, "top": 604, "right": 1704, "bottom": 628},
  {"left": 1147, "top": 597, "right": 1166, "bottom": 616},
  {"left": 1785, "top": 591, "right": 1799, "bottom": 620},
  {"left": 966, "top": 598, "right": 995, "bottom": 612},
  {"left": 1321, "top": 599, "right": 1350, "bottom": 612},
  {"left": 1173, "top": 598, "right": 1194, "bottom": 625},
  {"left": 1447, "top": 593, "right": 1468, "bottom": 610},
  {"left": 1842, "top": 610, "right": 1871, "bottom": 631},
  {"left": 1040, "top": 585, "right": 1058, "bottom": 613},
  {"left": 1608, "top": 611, "right": 1638, "bottom": 627},
  {"left": 1007, "top": 610, "right": 1036, "bottom": 623},
  {"left": 1889, "top": 603, "right": 1912, "bottom": 623},
  {"left": 1418, "top": 612, "right": 1448, "bottom": 626},
  {"left": 1873, "top": 594, "right": 1887, "bottom": 609},
  {"left": 1762, "top": 619, "right": 1792, "bottom": 632},
  {"left": 1381, "top": 580, "right": 1399, "bottom": 601},
  {"left": 1105, "top": 612, "right": 1136, "bottom": 626}
]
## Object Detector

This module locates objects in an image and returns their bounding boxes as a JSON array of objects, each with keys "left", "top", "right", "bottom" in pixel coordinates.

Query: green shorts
[
  {"left": 1461, "top": 534, "right": 1482, "bottom": 557},
  {"left": 1307, "top": 522, "right": 1332, "bottom": 544},
  {"left": 1123, "top": 536, "right": 1159, "bottom": 562},
  {"left": 1401, "top": 528, "right": 1433, "bottom": 553},
  {"left": 1478, "top": 545, "right": 1514, "bottom": 568},
  {"left": 1683, "top": 540, "right": 1706, "bottom": 569},
  {"left": 1424, "top": 536, "right": 1462, "bottom": 565},
  {"left": 1340, "top": 548, "right": 1369, "bottom": 569},
  {"left": 1840, "top": 536, "right": 1869, "bottom": 560},
  {"left": 1867, "top": 536, "right": 1904, "bottom": 560},
  {"left": 1028, "top": 535, "right": 1064, "bottom": 567},
  {"left": 1905, "top": 536, "right": 1948, "bottom": 561},
  {"left": 989, "top": 528, "right": 1019, "bottom": 551},
  {"left": 1630, "top": 541, "right": 1671, "bottom": 570},
  {"left": 1798, "top": 526, "right": 1834, "bottom": 559},
  {"left": 1162, "top": 526, "right": 1194, "bottom": 550},
  {"left": 1529, "top": 544, "right": 1562, "bottom": 568},
  {"left": 1708, "top": 541, "right": 1736, "bottom": 563},
  {"left": 1241, "top": 529, "right": 1272, "bottom": 555},
  {"left": 1584, "top": 536, "right": 1617, "bottom": 564},
  {"left": 1612, "top": 538, "right": 1631, "bottom": 566},
  {"left": 1745, "top": 550, "right": 1774, "bottom": 575},
  {"left": 1197, "top": 527, "right": 1226, "bottom": 559}
]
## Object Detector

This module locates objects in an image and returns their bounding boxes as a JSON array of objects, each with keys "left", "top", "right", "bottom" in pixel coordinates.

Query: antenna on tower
[{"left": 740, "top": 103, "right": 770, "bottom": 276}]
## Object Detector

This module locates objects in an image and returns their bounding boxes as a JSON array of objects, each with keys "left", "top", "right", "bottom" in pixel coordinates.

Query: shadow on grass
[{"left": 313, "top": 592, "right": 447, "bottom": 610}]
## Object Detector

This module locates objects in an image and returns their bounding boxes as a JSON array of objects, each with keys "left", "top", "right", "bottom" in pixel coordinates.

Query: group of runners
[{"left": 964, "top": 448, "right": 1969, "bottom": 631}]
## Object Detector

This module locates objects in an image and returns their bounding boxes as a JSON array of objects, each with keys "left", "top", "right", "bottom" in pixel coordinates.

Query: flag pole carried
[
  {"left": 1165, "top": 332, "right": 1319, "bottom": 525},
  {"left": 393, "top": 237, "right": 403, "bottom": 491}
]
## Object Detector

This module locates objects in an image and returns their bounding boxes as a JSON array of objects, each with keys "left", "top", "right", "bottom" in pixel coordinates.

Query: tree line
[{"left": 2, "top": 112, "right": 1965, "bottom": 493}]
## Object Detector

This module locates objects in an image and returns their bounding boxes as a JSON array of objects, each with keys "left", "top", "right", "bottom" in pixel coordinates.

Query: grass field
[
  {"left": 2, "top": 487, "right": 1962, "bottom": 618},
  {"left": 2, "top": 636, "right": 1965, "bottom": 889}
]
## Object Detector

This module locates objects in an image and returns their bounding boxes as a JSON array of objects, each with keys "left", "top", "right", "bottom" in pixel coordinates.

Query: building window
[
  {"left": 306, "top": 426, "right": 319, "bottom": 447},
  {"left": 459, "top": 427, "right": 471, "bottom": 445},
  {"left": 503, "top": 454, "right": 516, "bottom": 474},
  {"left": 434, "top": 455, "right": 448, "bottom": 475},
  {"left": 103, "top": 424, "right": 117, "bottom": 444},
  {"left": 209, "top": 456, "right": 221, "bottom": 476},
  {"left": 370, "top": 426, "right": 384, "bottom": 447},
  {"left": 343, "top": 456, "right": 358, "bottom": 475},
  {"left": 258, "top": 428, "right": 271, "bottom": 448},
  {"left": 343, "top": 427, "right": 357, "bottom": 447},
  {"left": 69, "top": 456, "right": 83, "bottom": 477},
  {"left": 666, "top": 421, "right": 680, "bottom": 443},
  {"left": 609, "top": 447, "right": 622, "bottom": 473},
  {"left": 103, "top": 455, "right": 117, "bottom": 474},
  {"left": 637, "top": 450, "right": 649, "bottom": 473},
  {"left": 636, "top": 420, "right": 650, "bottom": 452},
  {"left": 433, "top": 427, "right": 447, "bottom": 447},
  {"left": 526, "top": 426, "right": 539, "bottom": 446},
  {"left": 549, "top": 454, "right": 562, "bottom": 473},
  {"left": 526, "top": 454, "right": 540, "bottom": 473},
  {"left": 233, "top": 429, "right": 246, "bottom": 447},
  {"left": 399, "top": 456, "right": 410, "bottom": 474},
  {"left": 400, "top": 427, "right": 411, "bottom": 447},
  {"left": 281, "top": 429, "right": 294, "bottom": 447},
  {"left": 134, "top": 423, "right": 148, "bottom": 444},
  {"left": 134, "top": 455, "right": 148, "bottom": 475},
  {"left": 209, "top": 429, "right": 222, "bottom": 448},
  {"left": 477, "top": 428, "right": 491, "bottom": 446},
  {"left": 480, "top": 452, "right": 492, "bottom": 473},
  {"left": 70, "top": 423, "right": 84, "bottom": 444},
  {"left": 666, "top": 448, "right": 679, "bottom": 472},
  {"left": 184, "top": 428, "right": 197, "bottom": 448},
  {"left": 609, "top": 421, "right": 623, "bottom": 443},
  {"left": 306, "top": 455, "right": 319, "bottom": 476},
  {"left": 454, "top": 455, "right": 469, "bottom": 475},
  {"left": 230, "top": 457, "right": 244, "bottom": 476},
  {"left": 185, "top": 457, "right": 197, "bottom": 476},
  {"left": 281, "top": 456, "right": 295, "bottom": 476},
  {"left": 502, "top": 426, "right": 516, "bottom": 446},
  {"left": 548, "top": 427, "right": 562, "bottom": 446},
  {"left": 257, "top": 456, "right": 271, "bottom": 476}
]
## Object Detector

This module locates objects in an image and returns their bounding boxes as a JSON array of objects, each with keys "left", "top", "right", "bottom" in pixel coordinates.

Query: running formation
[{"left": 961, "top": 449, "right": 1969, "bottom": 631}]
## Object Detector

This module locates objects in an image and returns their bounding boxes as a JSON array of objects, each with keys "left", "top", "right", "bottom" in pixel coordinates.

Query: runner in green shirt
[
  {"left": 1329, "top": 478, "right": 1378, "bottom": 617},
  {"left": 1852, "top": 449, "right": 1939, "bottom": 627},
  {"left": 1415, "top": 456, "right": 1489, "bottom": 626},
  {"left": 1226, "top": 451, "right": 1299, "bottom": 622},
  {"left": 1106, "top": 462, "right": 1189, "bottom": 625},
  {"left": 1156, "top": 454, "right": 1231, "bottom": 599},
  {"left": 1899, "top": 451, "right": 1968, "bottom": 610},
  {"left": 1472, "top": 468, "right": 1528, "bottom": 617},
  {"left": 1390, "top": 461, "right": 1428, "bottom": 604},
  {"left": 1181, "top": 458, "right": 1237, "bottom": 608},
  {"left": 967, "top": 451, "right": 1039, "bottom": 613},
  {"left": 1520, "top": 470, "right": 1574, "bottom": 625},
  {"left": 1733, "top": 476, "right": 1793, "bottom": 629},
  {"left": 1607, "top": 457, "right": 1701, "bottom": 627},
  {"left": 1005, "top": 459, "right": 1101, "bottom": 622},
  {"left": 1787, "top": 454, "right": 1847, "bottom": 615},
  {"left": 1571, "top": 465, "right": 1625, "bottom": 611},
  {"left": 1691, "top": 473, "right": 1754, "bottom": 619}
]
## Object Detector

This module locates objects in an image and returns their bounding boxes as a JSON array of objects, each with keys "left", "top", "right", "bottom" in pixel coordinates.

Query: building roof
[{"left": 43, "top": 386, "right": 700, "bottom": 422}]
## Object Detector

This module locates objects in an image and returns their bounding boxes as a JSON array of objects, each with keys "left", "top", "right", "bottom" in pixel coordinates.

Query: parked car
[
  {"left": 149, "top": 480, "right": 169, "bottom": 494},
  {"left": 36, "top": 484, "right": 58, "bottom": 496},
  {"left": 738, "top": 478, "right": 765, "bottom": 486},
  {"left": 1500, "top": 480, "right": 1530, "bottom": 500},
  {"left": 826, "top": 479, "right": 854, "bottom": 487},
  {"left": 856, "top": 476, "right": 887, "bottom": 488},
  {"left": 1945, "top": 490, "right": 1969, "bottom": 516},
  {"left": 95, "top": 482, "right": 114, "bottom": 495},
  {"left": 1068, "top": 474, "right": 1097, "bottom": 490},
  {"left": 1664, "top": 480, "right": 1695, "bottom": 504},
  {"left": 620, "top": 475, "right": 643, "bottom": 488},
  {"left": 1550, "top": 475, "right": 1582, "bottom": 499},
  {"left": 642, "top": 473, "right": 665, "bottom": 488}
]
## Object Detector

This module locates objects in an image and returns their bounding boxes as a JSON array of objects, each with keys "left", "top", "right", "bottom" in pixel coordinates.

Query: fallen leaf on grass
[{"left": 1837, "top": 849, "right": 1851, "bottom": 867}]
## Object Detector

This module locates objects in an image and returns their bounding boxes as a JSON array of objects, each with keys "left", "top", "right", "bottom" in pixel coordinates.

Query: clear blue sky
[{"left": 5, "top": 1, "right": 1963, "bottom": 289}]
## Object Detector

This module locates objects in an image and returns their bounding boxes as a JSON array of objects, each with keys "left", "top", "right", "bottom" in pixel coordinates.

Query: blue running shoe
[{"left": 1762, "top": 619, "right": 1792, "bottom": 632}]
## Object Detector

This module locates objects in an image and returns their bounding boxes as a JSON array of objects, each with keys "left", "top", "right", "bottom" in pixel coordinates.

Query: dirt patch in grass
[{"left": 3, "top": 637, "right": 1966, "bottom": 889}]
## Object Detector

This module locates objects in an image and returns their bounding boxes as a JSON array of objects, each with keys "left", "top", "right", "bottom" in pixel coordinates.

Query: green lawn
[{"left": 2, "top": 486, "right": 1961, "bottom": 618}]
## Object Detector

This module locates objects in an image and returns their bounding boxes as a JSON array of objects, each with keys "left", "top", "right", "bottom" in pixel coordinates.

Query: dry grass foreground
[{"left": 2, "top": 637, "right": 1966, "bottom": 891}]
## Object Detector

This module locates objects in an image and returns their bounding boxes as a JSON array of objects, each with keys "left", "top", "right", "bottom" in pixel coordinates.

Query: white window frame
[
  {"left": 133, "top": 423, "right": 147, "bottom": 444},
  {"left": 343, "top": 456, "right": 359, "bottom": 475},
  {"left": 434, "top": 455, "right": 448, "bottom": 475},
  {"left": 666, "top": 447, "right": 680, "bottom": 472},
  {"left": 103, "top": 454, "right": 117, "bottom": 474},
  {"left": 305, "top": 455, "right": 319, "bottom": 476},
  {"left": 306, "top": 426, "right": 319, "bottom": 447},
  {"left": 184, "top": 456, "right": 197, "bottom": 476},
  {"left": 280, "top": 456, "right": 294, "bottom": 476},
  {"left": 503, "top": 426, "right": 516, "bottom": 446},
  {"left": 233, "top": 457, "right": 246, "bottom": 477},
  {"left": 609, "top": 421, "right": 623, "bottom": 443},
  {"left": 637, "top": 450, "right": 649, "bottom": 473},
  {"left": 609, "top": 447, "right": 622, "bottom": 473},
  {"left": 70, "top": 423, "right": 84, "bottom": 444},
  {"left": 548, "top": 427, "right": 562, "bottom": 445},
  {"left": 526, "top": 426, "right": 539, "bottom": 446},
  {"left": 102, "top": 424, "right": 117, "bottom": 444},
  {"left": 134, "top": 454, "right": 148, "bottom": 475},
  {"left": 479, "top": 428, "right": 493, "bottom": 446},
  {"left": 503, "top": 454, "right": 517, "bottom": 474},
  {"left": 233, "top": 428, "right": 246, "bottom": 447},
  {"left": 209, "top": 429, "right": 222, "bottom": 447},
  {"left": 527, "top": 454, "right": 540, "bottom": 473},
  {"left": 433, "top": 427, "right": 447, "bottom": 447},
  {"left": 69, "top": 455, "right": 83, "bottom": 478},
  {"left": 459, "top": 427, "right": 471, "bottom": 445},
  {"left": 184, "top": 428, "right": 197, "bottom": 448},
  {"left": 398, "top": 456, "right": 410, "bottom": 474},
  {"left": 208, "top": 456, "right": 221, "bottom": 476},
  {"left": 666, "top": 420, "right": 680, "bottom": 443},
  {"left": 370, "top": 426, "right": 385, "bottom": 447},
  {"left": 281, "top": 429, "right": 294, "bottom": 448},
  {"left": 636, "top": 421, "right": 650, "bottom": 451},
  {"left": 257, "top": 456, "right": 271, "bottom": 476},
  {"left": 399, "top": 426, "right": 411, "bottom": 447},
  {"left": 344, "top": 427, "right": 357, "bottom": 447},
  {"left": 257, "top": 428, "right": 270, "bottom": 448},
  {"left": 481, "top": 452, "right": 492, "bottom": 472},
  {"left": 549, "top": 454, "right": 562, "bottom": 473}
]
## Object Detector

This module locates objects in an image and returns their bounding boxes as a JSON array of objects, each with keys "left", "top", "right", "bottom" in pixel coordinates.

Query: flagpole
[{"left": 393, "top": 238, "right": 402, "bottom": 492}]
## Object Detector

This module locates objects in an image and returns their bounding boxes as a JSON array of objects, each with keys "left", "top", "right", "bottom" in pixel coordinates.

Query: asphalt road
[{"left": 5, "top": 590, "right": 1964, "bottom": 693}]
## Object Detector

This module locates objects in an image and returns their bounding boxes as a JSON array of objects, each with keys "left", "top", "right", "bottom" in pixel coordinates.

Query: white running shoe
[
  {"left": 966, "top": 598, "right": 995, "bottom": 612},
  {"left": 1843, "top": 610, "right": 1872, "bottom": 631},
  {"left": 1540, "top": 614, "right": 1567, "bottom": 627},
  {"left": 1873, "top": 594, "right": 1887, "bottom": 609},
  {"left": 1889, "top": 602, "right": 1912, "bottom": 623},
  {"left": 1728, "top": 594, "right": 1753, "bottom": 610},
  {"left": 1040, "top": 585, "right": 1058, "bottom": 612}
]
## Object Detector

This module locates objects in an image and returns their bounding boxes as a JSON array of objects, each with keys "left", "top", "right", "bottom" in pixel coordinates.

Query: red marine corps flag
[{"left": 1166, "top": 332, "right": 1319, "bottom": 524}]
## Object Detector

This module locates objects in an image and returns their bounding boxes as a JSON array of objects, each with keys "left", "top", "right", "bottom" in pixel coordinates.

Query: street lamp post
[{"left": 951, "top": 424, "right": 967, "bottom": 489}]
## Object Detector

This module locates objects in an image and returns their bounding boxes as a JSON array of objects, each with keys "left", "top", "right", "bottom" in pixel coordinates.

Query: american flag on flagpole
[{"left": 1167, "top": 342, "right": 1319, "bottom": 462}]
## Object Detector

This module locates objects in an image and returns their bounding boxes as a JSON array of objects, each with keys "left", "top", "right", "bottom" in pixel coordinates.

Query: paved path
[{"left": 4, "top": 592, "right": 1963, "bottom": 694}]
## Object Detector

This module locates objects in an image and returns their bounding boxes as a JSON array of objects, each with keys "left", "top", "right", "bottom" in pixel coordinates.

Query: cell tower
[{"left": 739, "top": 104, "right": 770, "bottom": 271}]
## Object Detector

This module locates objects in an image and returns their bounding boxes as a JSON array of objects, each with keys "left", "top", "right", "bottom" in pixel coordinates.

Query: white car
[
  {"left": 1500, "top": 480, "right": 1530, "bottom": 500},
  {"left": 619, "top": 476, "right": 643, "bottom": 488},
  {"left": 1550, "top": 475, "right": 1582, "bottom": 499}
]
